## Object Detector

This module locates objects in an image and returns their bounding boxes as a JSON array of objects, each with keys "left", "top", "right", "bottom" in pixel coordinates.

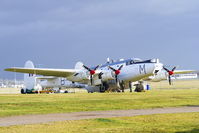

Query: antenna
[{"left": 107, "top": 57, "right": 110, "bottom": 64}]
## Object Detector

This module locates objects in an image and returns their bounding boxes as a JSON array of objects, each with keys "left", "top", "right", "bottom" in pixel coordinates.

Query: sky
[{"left": 0, "top": 0, "right": 199, "bottom": 79}]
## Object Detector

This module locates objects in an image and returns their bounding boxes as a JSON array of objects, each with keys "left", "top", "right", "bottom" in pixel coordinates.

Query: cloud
[
  {"left": 1, "top": 0, "right": 199, "bottom": 79},
  {"left": 1, "top": 0, "right": 199, "bottom": 37}
]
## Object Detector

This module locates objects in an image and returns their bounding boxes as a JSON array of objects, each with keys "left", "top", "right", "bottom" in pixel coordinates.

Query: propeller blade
[
  {"left": 172, "top": 67, "right": 177, "bottom": 72},
  {"left": 108, "top": 65, "right": 124, "bottom": 84},
  {"left": 115, "top": 75, "right": 118, "bottom": 83},
  {"left": 74, "top": 73, "right": 79, "bottom": 76},
  {"left": 94, "top": 65, "right": 100, "bottom": 70},
  {"left": 163, "top": 67, "right": 170, "bottom": 72},
  {"left": 118, "top": 65, "right": 123, "bottom": 70},
  {"left": 83, "top": 65, "right": 100, "bottom": 86},
  {"left": 90, "top": 75, "right": 93, "bottom": 85},
  {"left": 109, "top": 66, "right": 116, "bottom": 71},
  {"left": 83, "top": 65, "right": 91, "bottom": 71},
  {"left": 168, "top": 75, "right": 172, "bottom": 85},
  {"left": 163, "top": 66, "right": 176, "bottom": 85}
]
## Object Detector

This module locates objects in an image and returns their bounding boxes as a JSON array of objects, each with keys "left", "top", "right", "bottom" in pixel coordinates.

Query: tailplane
[
  {"left": 75, "top": 61, "right": 84, "bottom": 70},
  {"left": 23, "top": 60, "right": 36, "bottom": 93}
]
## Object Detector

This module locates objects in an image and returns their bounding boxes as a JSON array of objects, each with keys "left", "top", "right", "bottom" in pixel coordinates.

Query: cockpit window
[
  {"left": 126, "top": 59, "right": 158, "bottom": 65},
  {"left": 150, "top": 59, "right": 159, "bottom": 63},
  {"left": 126, "top": 60, "right": 134, "bottom": 65}
]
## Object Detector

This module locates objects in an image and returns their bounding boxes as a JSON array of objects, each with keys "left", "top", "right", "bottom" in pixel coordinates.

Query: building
[{"left": 172, "top": 73, "right": 198, "bottom": 80}]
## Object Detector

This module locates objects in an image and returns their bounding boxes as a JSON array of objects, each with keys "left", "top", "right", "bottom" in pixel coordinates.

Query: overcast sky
[{"left": 0, "top": 0, "right": 199, "bottom": 79}]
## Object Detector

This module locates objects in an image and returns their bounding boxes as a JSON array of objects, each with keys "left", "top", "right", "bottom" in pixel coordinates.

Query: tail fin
[
  {"left": 75, "top": 61, "right": 84, "bottom": 70},
  {"left": 24, "top": 60, "right": 36, "bottom": 90}
]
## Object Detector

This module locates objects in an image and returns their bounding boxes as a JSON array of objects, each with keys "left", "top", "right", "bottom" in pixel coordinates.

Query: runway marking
[{"left": 0, "top": 106, "right": 199, "bottom": 127}]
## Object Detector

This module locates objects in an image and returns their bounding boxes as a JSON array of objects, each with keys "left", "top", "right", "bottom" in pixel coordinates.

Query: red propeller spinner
[
  {"left": 163, "top": 66, "right": 177, "bottom": 85},
  {"left": 109, "top": 65, "right": 123, "bottom": 83},
  {"left": 83, "top": 65, "right": 100, "bottom": 85}
]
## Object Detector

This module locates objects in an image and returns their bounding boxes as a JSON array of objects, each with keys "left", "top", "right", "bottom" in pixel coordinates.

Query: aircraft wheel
[
  {"left": 119, "top": 81, "right": 125, "bottom": 92},
  {"left": 101, "top": 82, "right": 109, "bottom": 92},
  {"left": 21, "top": 89, "right": 26, "bottom": 94},
  {"left": 134, "top": 84, "right": 144, "bottom": 92},
  {"left": 129, "top": 81, "right": 133, "bottom": 92}
]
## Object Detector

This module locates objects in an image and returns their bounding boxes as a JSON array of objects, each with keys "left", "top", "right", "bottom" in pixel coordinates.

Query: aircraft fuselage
[{"left": 67, "top": 58, "right": 163, "bottom": 86}]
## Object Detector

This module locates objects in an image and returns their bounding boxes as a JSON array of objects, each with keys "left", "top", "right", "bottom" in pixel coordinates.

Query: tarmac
[
  {"left": 0, "top": 106, "right": 199, "bottom": 127},
  {"left": 0, "top": 88, "right": 20, "bottom": 94}
]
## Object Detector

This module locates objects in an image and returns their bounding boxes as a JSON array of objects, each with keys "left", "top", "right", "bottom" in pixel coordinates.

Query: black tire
[
  {"left": 101, "top": 82, "right": 109, "bottom": 92},
  {"left": 135, "top": 84, "right": 144, "bottom": 92},
  {"left": 21, "top": 89, "right": 25, "bottom": 94}
]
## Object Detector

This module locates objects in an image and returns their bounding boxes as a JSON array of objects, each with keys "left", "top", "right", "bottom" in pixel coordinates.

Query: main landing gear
[{"left": 134, "top": 81, "right": 145, "bottom": 92}]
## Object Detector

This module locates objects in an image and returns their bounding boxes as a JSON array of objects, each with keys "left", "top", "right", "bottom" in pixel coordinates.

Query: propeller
[
  {"left": 83, "top": 65, "right": 100, "bottom": 85},
  {"left": 109, "top": 65, "right": 123, "bottom": 83},
  {"left": 163, "top": 66, "right": 177, "bottom": 85}
]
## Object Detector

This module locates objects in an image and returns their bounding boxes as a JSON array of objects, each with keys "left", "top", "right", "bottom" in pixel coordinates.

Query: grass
[
  {"left": 150, "top": 79, "right": 199, "bottom": 90},
  {"left": 0, "top": 80, "right": 199, "bottom": 132},
  {"left": 0, "top": 112, "right": 199, "bottom": 133},
  {"left": 0, "top": 88, "right": 199, "bottom": 117}
]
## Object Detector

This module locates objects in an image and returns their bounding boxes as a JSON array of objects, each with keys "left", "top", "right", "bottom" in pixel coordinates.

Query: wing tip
[
  {"left": 4, "top": 68, "right": 10, "bottom": 71},
  {"left": 4, "top": 68, "right": 16, "bottom": 72}
]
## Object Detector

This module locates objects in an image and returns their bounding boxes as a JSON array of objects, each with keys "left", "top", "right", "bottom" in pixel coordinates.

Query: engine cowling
[
  {"left": 101, "top": 71, "right": 115, "bottom": 81},
  {"left": 70, "top": 71, "right": 89, "bottom": 82},
  {"left": 148, "top": 72, "right": 167, "bottom": 82}
]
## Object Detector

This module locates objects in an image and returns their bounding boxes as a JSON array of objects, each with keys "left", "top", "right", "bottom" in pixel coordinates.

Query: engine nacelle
[
  {"left": 101, "top": 71, "right": 115, "bottom": 81},
  {"left": 148, "top": 72, "right": 168, "bottom": 82},
  {"left": 68, "top": 71, "right": 89, "bottom": 82}
]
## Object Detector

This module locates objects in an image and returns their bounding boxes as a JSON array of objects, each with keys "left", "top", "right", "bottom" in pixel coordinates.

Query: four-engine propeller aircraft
[{"left": 5, "top": 58, "right": 163, "bottom": 92}]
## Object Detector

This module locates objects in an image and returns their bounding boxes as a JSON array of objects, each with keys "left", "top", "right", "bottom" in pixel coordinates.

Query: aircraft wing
[
  {"left": 174, "top": 70, "right": 196, "bottom": 74},
  {"left": 36, "top": 76, "right": 58, "bottom": 79},
  {"left": 4, "top": 67, "right": 77, "bottom": 77}
]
